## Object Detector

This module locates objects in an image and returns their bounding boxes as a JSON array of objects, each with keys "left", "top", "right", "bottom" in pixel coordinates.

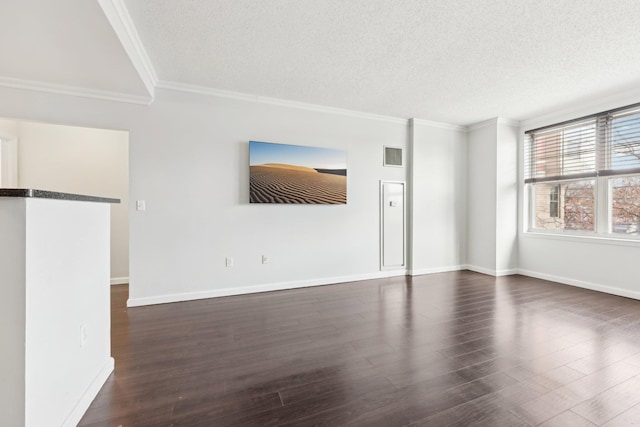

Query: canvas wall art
[{"left": 249, "top": 141, "right": 347, "bottom": 204}]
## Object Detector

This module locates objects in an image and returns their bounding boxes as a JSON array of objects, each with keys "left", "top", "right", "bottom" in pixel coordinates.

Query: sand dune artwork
[{"left": 249, "top": 141, "right": 347, "bottom": 204}]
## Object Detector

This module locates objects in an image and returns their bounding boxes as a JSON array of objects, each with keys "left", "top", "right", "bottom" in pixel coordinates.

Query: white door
[{"left": 380, "top": 181, "right": 405, "bottom": 269}]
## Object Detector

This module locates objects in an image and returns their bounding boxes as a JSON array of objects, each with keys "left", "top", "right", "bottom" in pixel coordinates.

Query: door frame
[{"left": 0, "top": 135, "right": 18, "bottom": 188}]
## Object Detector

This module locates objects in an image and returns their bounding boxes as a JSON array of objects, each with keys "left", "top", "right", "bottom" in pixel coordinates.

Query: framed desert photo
[{"left": 249, "top": 141, "right": 347, "bottom": 204}]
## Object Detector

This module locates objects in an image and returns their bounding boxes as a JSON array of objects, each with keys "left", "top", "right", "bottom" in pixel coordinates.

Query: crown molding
[
  {"left": 468, "top": 118, "right": 497, "bottom": 131},
  {"left": 520, "top": 88, "right": 640, "bottom": 132},
  {"left": 98, "top": 0, "right": 158, "bottom": 98},
  {"left": 409, "top": 118, "right": 467, "bottom": 132},
  {"left": 0, "top": 76, "right": 152, "bottom": 105},
  {"left": 156, "top": 80, "right": 409, "bottom": 125},
  {"left": 467, "top": 117, "right": 519, "bottom": 131}
]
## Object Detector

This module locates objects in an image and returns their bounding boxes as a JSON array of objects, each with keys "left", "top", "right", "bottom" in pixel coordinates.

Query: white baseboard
[
  {"left": 517, "top": 269, "right": 640, "bottom": 301},
  {"left": 463, "top": 264, "right": 518, "bottom": 277},
  {"left": 62, "top": 357, "right": 114, "bottom": 427},
  {"left": 127, "top": 269, "right": 408, "bottom": 307},
  {"left": 127, "top": 266, "right": 640, "bottom": 307},
  {"left": 133, "top": 264, "right": 637, "bottom": 308},
  {"left": 110, "top": 276, "right": 129, "bottom": 285},
  {"left": 409, "top": 265, "right": 464, "bottom": 276}
]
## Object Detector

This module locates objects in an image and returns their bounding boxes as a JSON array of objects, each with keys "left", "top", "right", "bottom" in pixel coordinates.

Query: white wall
[
  {"left": 0, "top": 86, "right": 415, "bottom": 306},
  {"left": 518, "top": 235, "right": 640, "bottom": 298},
  {"left": 1, "top": 197, "right": 113, "bottom": 427},
  {"left": 24, "top": 198, "right": 113, "bottom": 427},
  {"left": 4, "top": 82, "right": 636, "bottom": 307},
  {"left": 466, "top": 119, "right": 518, "bottom": 275},
  {"left": 495, "top": 122, "right": 518, "bottom": 272},
  {"left": 518, "top": 94, "right": 640, "bottom": 299},
  {"left": 0, "top": 199, "right": 26, "bottom": 427},
  {"left": 467, "top": 122, "right": 497, "bottom": 272},
  {"left": 127, "top": 89, "right": 408, "bottom": 305},
  {"left": 8, "top": 121, "right": 129, "bottom": 283},
  {"left": 409, "top": 119, "right": 467, "bottom": 274}
]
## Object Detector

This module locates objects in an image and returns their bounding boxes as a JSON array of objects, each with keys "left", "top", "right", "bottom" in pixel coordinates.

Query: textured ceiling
[
  {"left": 123, "top": 0, "right": 640, "bottom": 125},
  {"left": 0, "top": 0, "right": 149, "bottom": 99},
  {"left": 2, "top": 1, "right": 640, "bottom": 124}
]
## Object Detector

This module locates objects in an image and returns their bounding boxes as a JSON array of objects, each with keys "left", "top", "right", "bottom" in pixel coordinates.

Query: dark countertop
[{"left": 0, "top": 189, "right": 120, "bottom": 204}]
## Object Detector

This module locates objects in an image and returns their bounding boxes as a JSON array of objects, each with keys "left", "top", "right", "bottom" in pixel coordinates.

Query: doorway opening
[{"left": 0, "top": 118, "right": 130, "bottom": 284}]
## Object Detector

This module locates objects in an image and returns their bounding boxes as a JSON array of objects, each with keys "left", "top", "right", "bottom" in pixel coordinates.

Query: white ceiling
[
  {"left": 3, "top": 1, "right": 640, "bottom": 125},
  {"left": 0, "top": 0, "right": 149, "bottom": 100}
]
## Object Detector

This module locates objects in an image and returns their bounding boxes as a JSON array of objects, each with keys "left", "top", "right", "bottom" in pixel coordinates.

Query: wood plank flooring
[{"left": 78, "top": 271, "right": 640, "bottom": 426}]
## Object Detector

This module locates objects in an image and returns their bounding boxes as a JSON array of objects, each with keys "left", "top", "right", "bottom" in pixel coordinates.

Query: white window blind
[
  {"left": 525, "top": 103, "right": 640, "bottom": 183},
  {"left": 598, "top": 108, "right": 640, "bottom": 176}
]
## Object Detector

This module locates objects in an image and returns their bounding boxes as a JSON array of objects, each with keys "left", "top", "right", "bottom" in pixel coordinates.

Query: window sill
[{"left": 522, "top": 230, "right": 640, "bottom": 247}]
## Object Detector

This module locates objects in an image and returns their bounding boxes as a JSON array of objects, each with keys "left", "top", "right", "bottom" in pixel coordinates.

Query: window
[
  {"left": 532, "top": 179, "right": 595, "bottom": 231},
  {"left": 525, "top": 103, "right": 640, "bottom": 238},
  {"left": 610, "top": 176, "right": 640, "bottom": 235}
]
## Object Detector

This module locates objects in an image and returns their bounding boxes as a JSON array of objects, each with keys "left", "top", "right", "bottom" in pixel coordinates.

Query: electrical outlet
[
  {"left": 80, "top": 323, "right": 88, "bottom": 348},
  {"left": 225, "top": 257, "right": 234, "bottom": 267},
  {"left": 262, "top": 255, "right": 269, "bottom": 264}
]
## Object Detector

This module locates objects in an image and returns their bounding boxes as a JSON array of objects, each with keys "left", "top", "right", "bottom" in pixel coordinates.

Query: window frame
[
  {"left": 527, "top": 177, "right": 599, "bottom": 236},
  {"left": 607, "top": 172, "right": 640, "bottom": 238},
  {"left": 524, "top": 103, "right": 640, "bottom": 241}
]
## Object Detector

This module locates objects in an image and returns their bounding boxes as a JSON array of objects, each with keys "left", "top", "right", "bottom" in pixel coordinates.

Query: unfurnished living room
[{"left": 2, "top": 1, "right": 640, "bottom": 426}]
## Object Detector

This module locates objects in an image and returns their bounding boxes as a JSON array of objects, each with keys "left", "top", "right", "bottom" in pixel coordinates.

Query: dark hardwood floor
[{"left": 78, "top": 271, "right": 640, "bottom": 426}]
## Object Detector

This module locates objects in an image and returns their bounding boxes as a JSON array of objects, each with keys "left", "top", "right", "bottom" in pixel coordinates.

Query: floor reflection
[{"left": 79, "top": 273, "right": 640, "bottom": 426}]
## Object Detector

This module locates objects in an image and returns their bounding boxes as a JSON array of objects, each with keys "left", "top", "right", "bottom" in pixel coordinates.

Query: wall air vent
[{"left": 383, "top": 147, "right": 403, "bottom": 167}]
